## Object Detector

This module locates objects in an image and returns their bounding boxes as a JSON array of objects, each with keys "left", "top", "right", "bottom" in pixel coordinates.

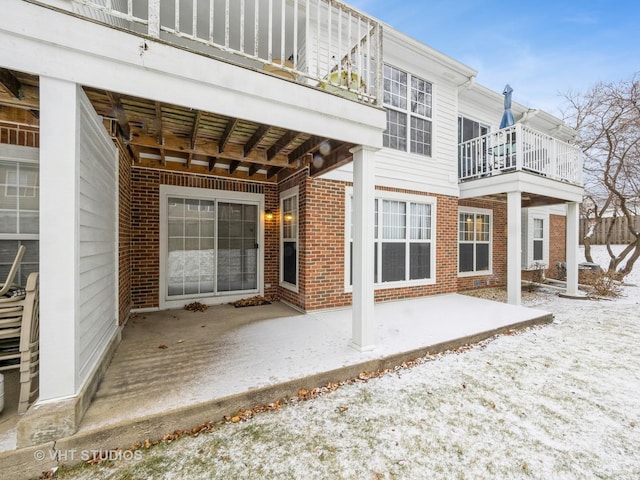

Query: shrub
[{"left": 581, "top": 269, "right": 626, "bottom": 297}]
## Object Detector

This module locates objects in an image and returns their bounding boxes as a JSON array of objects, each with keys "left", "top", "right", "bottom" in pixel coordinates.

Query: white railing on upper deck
[
  {"left": 67, "top": 0, "right": 382, "bottom": 104},
  {"left": 458, "top": 124, "right": 582, "bottom": 185}
]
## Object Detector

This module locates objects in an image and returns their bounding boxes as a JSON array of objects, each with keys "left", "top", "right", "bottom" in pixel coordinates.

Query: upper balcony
[
  {"left": 458, "top": 124, "right": 583, "bottom": 187},
  {"left": 60, "top": 0, "right": 382, "bottom": 105}
]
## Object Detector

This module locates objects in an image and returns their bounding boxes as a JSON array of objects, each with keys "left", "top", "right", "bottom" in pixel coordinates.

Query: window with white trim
[
  {"left": 280, "top": 187, "right": 298, "bottom": 290},
  {"left": 383, "top": 64, "right": 432, "bottom": 156},
  {"left": 522, "top": 210, "right": 549, "bottom": 270},
  {"left": 347, "top": 191, "right": 435, "bottom": 287},
  {"left": 458, "top": 209, "right": 492, "bottom": 275},
  {"left": 0, "top": 156, "right": 39, "bottom": 286},
  {"left": 533, "top": 218, "right": 544, "bottom": 262}
]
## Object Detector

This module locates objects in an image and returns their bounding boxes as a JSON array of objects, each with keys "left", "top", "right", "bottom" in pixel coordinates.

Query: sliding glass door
[
  {"left": 165, "top": 193, "right": 259, "bottom": 302},
  {"left": 216, "top": 202, "right": 258, "bottom": 292}
]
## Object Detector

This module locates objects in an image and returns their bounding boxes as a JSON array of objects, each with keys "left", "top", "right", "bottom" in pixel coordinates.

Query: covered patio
[{"left": 1, "top": 293, "right": 551, "bottom": 462}]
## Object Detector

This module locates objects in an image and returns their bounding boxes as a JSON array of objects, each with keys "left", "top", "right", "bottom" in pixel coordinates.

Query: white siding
[
  {"left": 322, "top": 60, "right": 461, "bottom": 197},
  {"left": 77, "top": 89, "right": 118, "bottom": 386}
]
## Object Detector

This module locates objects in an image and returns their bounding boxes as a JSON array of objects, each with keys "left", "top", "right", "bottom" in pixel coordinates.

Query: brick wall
[
  {"left": 289, "top": 177, "right": 460, "bottom": 311},
  {"left": 118, "top": 150, "right": 132, "bottom": 325},
  {"left": 277, "top": 170, "right": 308, "bottom": 309},
  {"left": 457, "top": 199, "right": 508, "bottom": 291},
  {"left": 548, "top": 213, "right": 566, "bottom": 280},
  {"left": 130, "top": 168, "right": 279, "bottom": 309},
  {"left": 302, "top": 176, "right": 349, "bottom": 310}
]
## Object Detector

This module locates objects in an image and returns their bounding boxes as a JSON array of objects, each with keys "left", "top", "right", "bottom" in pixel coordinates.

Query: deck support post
[
  {"left": 507, "top": 191, "right": 522, "bottom": 305},
  {"left": 565, "top": 201, "right": 580, "bottom": 296},
  {"left": 38, "top": 77, "right": 80, "bottom": 401},
  {"left": 350, "top": 145, "right": 377, "bottom": 351}
]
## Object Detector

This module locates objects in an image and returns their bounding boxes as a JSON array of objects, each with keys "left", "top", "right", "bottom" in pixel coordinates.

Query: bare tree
[{"left": 562, "top": 73, "right": 640, "bottom": 277}]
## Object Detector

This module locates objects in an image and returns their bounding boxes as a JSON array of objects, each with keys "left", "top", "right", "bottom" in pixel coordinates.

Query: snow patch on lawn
[{"left": 58, "top": 246, "right": 640, "bottom": 480}]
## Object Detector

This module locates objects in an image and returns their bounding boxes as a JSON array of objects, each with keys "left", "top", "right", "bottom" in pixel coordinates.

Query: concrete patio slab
[{"left": 0, "top": 294, "right": 552, "bottom": 479}]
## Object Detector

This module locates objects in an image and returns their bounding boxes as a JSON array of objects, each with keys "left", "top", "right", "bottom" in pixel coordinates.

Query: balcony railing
[
  {"left": 66, "top": 0, "right": 382, "bottom": 104},
  {"left": 458, "top": 124, "right": 582, "bottom": 185}
]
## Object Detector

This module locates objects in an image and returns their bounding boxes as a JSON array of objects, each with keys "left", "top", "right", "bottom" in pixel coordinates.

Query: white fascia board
[
  {"left": 459, "top": 172, "right": 584, "bottom": 203},
  {"left": 1, "top": 0, "right": 385, "bottom": 148},
  {"left": 383, "top": 27, "right": 477, "bottom": 84}
]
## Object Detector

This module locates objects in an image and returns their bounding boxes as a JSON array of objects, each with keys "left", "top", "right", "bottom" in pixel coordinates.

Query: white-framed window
[
  {"left": 280, "top": 186, "right": 299, "bottom": 291},
  {"left": 0, "top": 149, "right": 39, "bottom": 286},
  {"left": 159, "top": 185, "right": 263, "bottom": 309},
  {"left": 382, "top": 64, "right": 432, "bottom": 156},
  {"left": 345, "top": 188, "right": 436, "bottom": 290},
  {"left": 522, "top": 209, "right": 550, "bottom": 270},
  {"left": 458, "top": 208, "right": 492, "bottom": 276},
  {"left": 533, "top": 218, "right": 544, "bottom": 262}
]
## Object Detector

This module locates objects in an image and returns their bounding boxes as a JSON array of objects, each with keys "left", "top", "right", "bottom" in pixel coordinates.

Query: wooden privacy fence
[{"left": 580, "top": 216, "right": 640, "bottom": 245}]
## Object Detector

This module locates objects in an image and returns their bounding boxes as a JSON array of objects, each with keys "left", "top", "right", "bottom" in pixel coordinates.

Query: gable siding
[{"left": 77, "top": 90, "right": 118, "bottom": 386}]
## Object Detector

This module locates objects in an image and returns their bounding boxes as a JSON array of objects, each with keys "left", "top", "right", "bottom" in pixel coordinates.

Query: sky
[{"left": 347, "top": 0, "right": 640, "bottom": 118}]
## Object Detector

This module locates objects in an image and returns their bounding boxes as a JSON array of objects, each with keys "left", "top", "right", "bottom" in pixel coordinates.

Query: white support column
[
  {"left": 39, "top": 77, "right": 79, "bottom": 401},
  {"left": 507, "top": 191, "right": 522, "bottom": 305},
  {"left": 350, "top": 145, "right": 376, "bottom": 351},
  {"left": 565, "top": 202, "right": 580, "bottom": 296}
]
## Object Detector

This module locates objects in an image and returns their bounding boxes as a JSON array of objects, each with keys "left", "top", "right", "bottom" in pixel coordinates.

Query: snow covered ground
[{"left": 57, "top": 246, "right": 640, "bottom": 480}]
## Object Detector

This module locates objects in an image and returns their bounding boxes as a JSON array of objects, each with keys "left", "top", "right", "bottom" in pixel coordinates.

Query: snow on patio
[{"left": 56, "top": 246, "right": 640, "bottom": 479}]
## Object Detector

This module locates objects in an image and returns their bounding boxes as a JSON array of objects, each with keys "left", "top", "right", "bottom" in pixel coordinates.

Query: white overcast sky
[{"left": 347, "top": 0, "right": 640, "bottom": 118}]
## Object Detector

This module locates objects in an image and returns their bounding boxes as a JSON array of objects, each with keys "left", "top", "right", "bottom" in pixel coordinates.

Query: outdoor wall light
[{"left": 265, "top": 210, "right": 274, "bottom": 221}]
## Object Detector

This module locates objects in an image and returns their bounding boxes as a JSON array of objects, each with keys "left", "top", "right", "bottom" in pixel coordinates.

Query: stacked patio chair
[{"left": 0, "top": 246, "right": 40, "bottom": 413}]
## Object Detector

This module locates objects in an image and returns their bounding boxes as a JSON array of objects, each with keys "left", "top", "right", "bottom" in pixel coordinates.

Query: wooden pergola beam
[
  {"left": 0, "top": 69, "right": 23, "bottom": 100},
  {"left": 208, "top": 157, "right": 216, "bottom": 171}
]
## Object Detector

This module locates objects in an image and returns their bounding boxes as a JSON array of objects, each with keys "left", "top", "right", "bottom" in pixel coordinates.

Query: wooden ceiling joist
[
  {"left": 244, "top": 125, "right": 270, "bottom": 156},
  {"left": 0, "top": 68, "right": 23, "bottom": 100},
  {"left": 228, "top": 160, "right": 241, "bottom": 174},
  {"left": 267, "top": 166, "right": 283, "bottom": 179},
  {"left": 77, "top": 86, "right": 356, "bottom": 181},
  {"left": 248, "top": 163, "right": 261, "bottom": 177},
  {"left": 267, "top": 131, "right": 301, "bottom": 161},
  {"left": 154, "top": 101, "right": 164, "bottom": 145},
  {"left": 288, "top": 136, "right": 328, "bottom": 164},
  {"left": 106, "top": 91, "right": 131, "bottom": 141},
  {"left": 309, "top": 142, "right": 355, "bottom": 177},
  {"left": 190, "top": 109, "right": 202, "bottom": 149},
  {"left": 219, "top": 118, "right": 239, "bottom": 153},
  {"left": 128, "top": 132, "right": 291, "bottom": 167}
]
